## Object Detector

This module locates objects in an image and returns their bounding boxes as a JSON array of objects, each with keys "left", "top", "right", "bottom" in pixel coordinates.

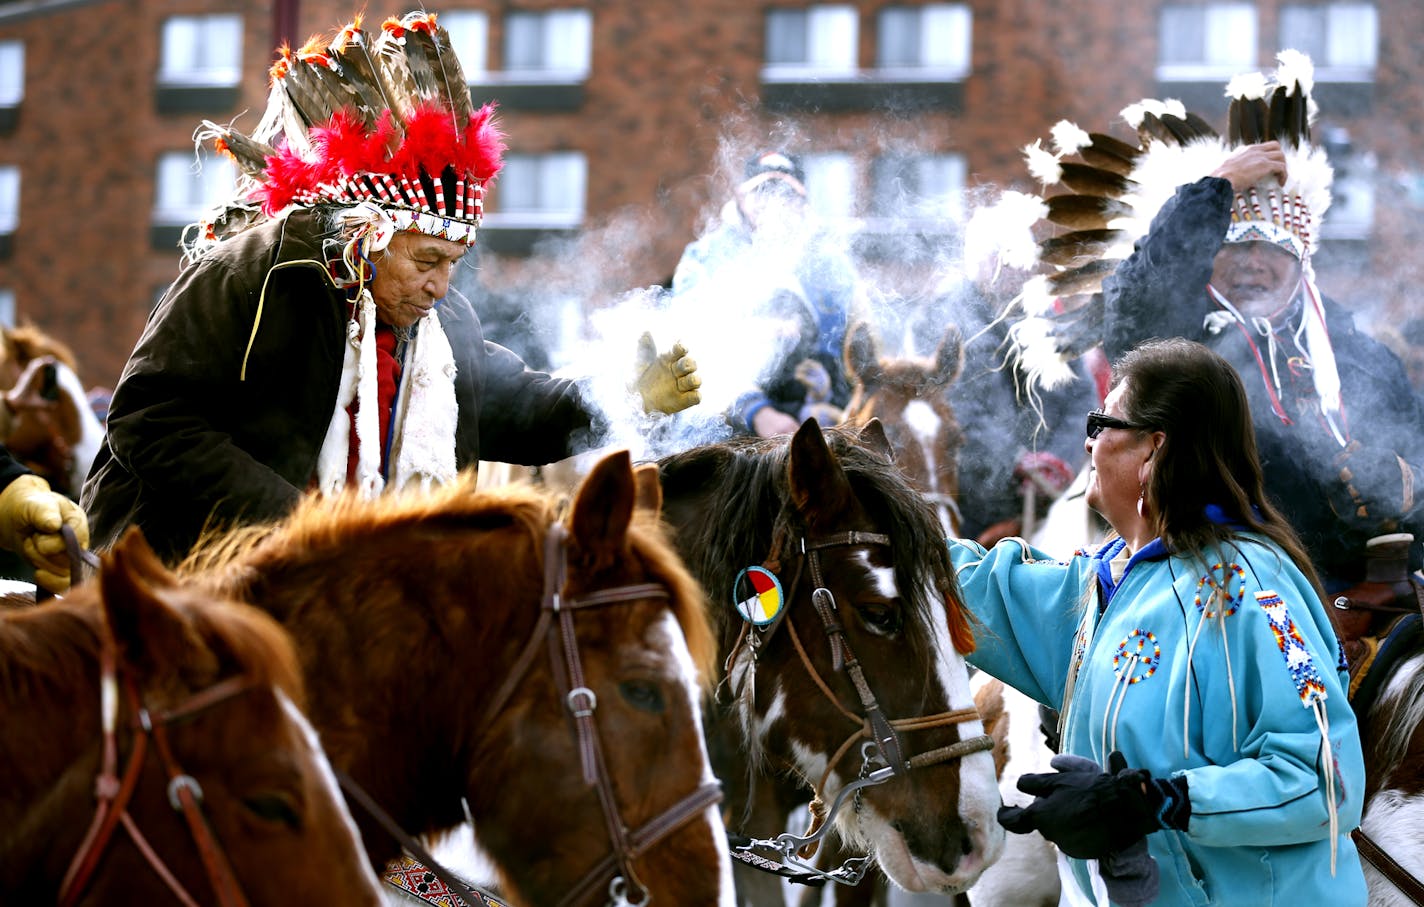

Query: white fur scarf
[{"left": 316, "top": 292, "right": 459, "bottom": 498}]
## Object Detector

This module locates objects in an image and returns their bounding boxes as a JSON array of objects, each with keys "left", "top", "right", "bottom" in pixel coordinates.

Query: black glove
[
  {"left": 997, "top": 751, "right": 1189, "bottom": 860},
  {"left": 1100, "top": 835, "right": 1160, "bottom": 907}
]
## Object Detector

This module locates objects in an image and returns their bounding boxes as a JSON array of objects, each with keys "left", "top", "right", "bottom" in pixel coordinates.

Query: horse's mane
[
  {"left": 2, "top": 322, "right": 79, "bottom": 373},
  {"left": 180, "top": 473, "right": 718, "bottom": 688},
  {"left": 660, "top": 425, "right": 971, "bottom": 661},
  {"left": 0, "top": 583, "right": 306, "bottom": 709},
  {"left": 1367, "top": 650, "right": 1424, "bottom": 788}
]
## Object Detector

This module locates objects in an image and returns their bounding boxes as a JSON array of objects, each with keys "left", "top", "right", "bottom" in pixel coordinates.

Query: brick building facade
[{"left": 0, "top": 0, "right": 1419, "bottom": 388}]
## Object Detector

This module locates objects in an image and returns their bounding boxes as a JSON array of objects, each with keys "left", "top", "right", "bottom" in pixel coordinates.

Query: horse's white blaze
[
  {"left": 1360, "top": 789, "right": 1424, "bottom": 907},
  {"left": 854, "top": 551, "right": 897, "bottom": 599},
  {"left": 646, "top": 610, "right": 736, "bottom": 905},
  {"left": 277, "top": 691, "right": 385, "bottom": 898},
  {"left": 820, "top": 573, "right": 1004, "bottom": 893}
]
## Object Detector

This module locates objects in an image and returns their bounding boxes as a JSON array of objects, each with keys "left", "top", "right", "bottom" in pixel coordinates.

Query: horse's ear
[
  {"left": 568, "top": 450, "right": 635, "bottom": 566},
  {"left": 858, "top": 418, "right": 895, "bottom": 464},
  {"left": 843, "top": 321, "right": 882, "bottom": 387},
  {"left": 100, "top": 527, "right": 198, "bottom": 680},
  {"left": 789, "top": 418, "right": 855, "bottom": 526},
  {"left": 933, "top": 325, "right": 964, "bottom": 387},
  {"left": 632, "top": 462, "right": 663, "bottom": 515}
]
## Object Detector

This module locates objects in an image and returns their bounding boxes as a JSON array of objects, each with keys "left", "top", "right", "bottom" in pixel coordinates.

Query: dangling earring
[{"left": 1137, "top": 483, "right": 1147, "bottom": 518}]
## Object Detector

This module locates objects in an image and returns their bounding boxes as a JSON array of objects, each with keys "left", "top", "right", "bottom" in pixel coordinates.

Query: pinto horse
[
  {"left": 841, "top": 321, "right": 966, "bottom": 536},
  {"left": 0, "top": 529, "right": 382, "bottom": 904},
  {"left": 658, "top": 418, "right": 1003, "bottom": 903},
  {"left": 1341, "top": 604, "right": 1424, "bottom": 907},
  {"left": 179, "top": 451, "right": 735, "bottom": 906}
]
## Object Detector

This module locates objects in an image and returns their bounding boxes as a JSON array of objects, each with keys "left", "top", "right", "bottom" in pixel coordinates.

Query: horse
[
  {"left": 841, "top": 321, "right": 966, "bottom": 536},
  {"left": 178, "top": 450, "right": 735, "bottom": 906},
  {"left": 658, "top": 418, "right": 1004, "bottom": 904},
  {"left": 1334, "top": 545, "right": 1424, "bottom": 907},
  {"left": 0, "top": 528, "right": 383, "bottom": 904},
  {"left": 0, "top": 323, "right": 104, "bottom": 499},
  {"left": 1356, "top": 629, "right": 1424, "bottom": 907}
]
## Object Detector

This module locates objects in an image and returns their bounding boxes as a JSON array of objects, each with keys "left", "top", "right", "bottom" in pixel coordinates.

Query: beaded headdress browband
[{"left": 192, "top": 11, "right": 504, "bottom": 258}]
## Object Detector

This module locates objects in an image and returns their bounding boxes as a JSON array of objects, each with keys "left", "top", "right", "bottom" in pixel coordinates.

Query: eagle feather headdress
[
  {"left": 189, "top": 11, "right": 505, "bottom": 258},
  {"left": 990, "top": 50, "right": 1333, "bottom": 391}
]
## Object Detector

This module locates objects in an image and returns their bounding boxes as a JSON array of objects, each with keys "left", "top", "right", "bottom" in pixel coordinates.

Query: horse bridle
[
  {"left": 730, "top": 527, "right": 993, "bottom": 885},
  {"left": 354, "top": 521, "right": 722, "bottom": 907},
  {"left": 59, "top": 637, "right": 260, "bottom": 907}
]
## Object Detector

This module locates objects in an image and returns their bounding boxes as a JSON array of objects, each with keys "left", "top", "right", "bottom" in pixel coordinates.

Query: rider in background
[{"left": 672, "top": 150, "right": 862, "bottom": 437}]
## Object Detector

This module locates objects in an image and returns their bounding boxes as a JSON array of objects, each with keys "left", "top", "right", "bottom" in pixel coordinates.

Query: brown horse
[
  {"left": 658, "top": 419, "right": 1003, "bottom": 903},
  {"left": 0, "top": 529, "right": 383, "bottom": 904},
  {"left": 0, "top": 323, "right": 102, "bottom": 499},
  {"left": 179, "top": 450, "right": 735, "bottom": 906},
  {"left": 842, "top": 321, "right": 966, "bottom": 536}
]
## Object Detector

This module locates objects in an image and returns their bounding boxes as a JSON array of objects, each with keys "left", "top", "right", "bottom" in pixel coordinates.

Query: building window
[
  {"left": 0, "top": 165, "right": 18, "bottom": 234},
  {"left": 875, "top": 4, "right": 971, "bottom": 79},
  {"left": 1320, "top": 126, "right": 1374, "bottom": 239},
  {"left": 158, "top": 14, "right": 242, "bottom": 87},
  {"left": 870, "top": 153, "right": 965, "bottom": 223},
  {"left": 802, "top": 152, "right": 856, "bottom": 221},
  {"left": 1158, "top": 4, "right": 1257, "bottom": 80},
  {"left": 1280, "top": 4, "right": 1378, "bottom": 78},
  {"left": 0, "top": 289, "right": 13, "bottom": 327},
  {"left": 442, "top": 10, "right": 489, "bottom": 79},
  {"left": 764, "top": 5, "right": 859, "bottom": 79},
  {"left": 0, "top": 41, "right": 23, "bottom": 106},
  {"left": 486, "top": 152, "right": 587, "bottom": 227},
  {"left": 153, "top": 151, "right": 235, "bottom": 225},
  {"left": 503, "top": 9, "right": 592, "bottom": 79}
]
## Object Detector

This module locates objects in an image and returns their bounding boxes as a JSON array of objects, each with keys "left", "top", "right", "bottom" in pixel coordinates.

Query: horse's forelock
[{"left": 834, "top": 433, "right": 967, "bottom": 661}]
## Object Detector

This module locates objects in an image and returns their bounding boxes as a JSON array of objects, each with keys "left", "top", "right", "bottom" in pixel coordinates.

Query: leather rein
[
  {"left": 729, "top": 527, "right": 992, "bottom": 886},
  {"left": 59, "top": 638, "right": 259, "bottom": 907},
  {"left": 346, "top": 521, "right": 722, "bottom": 907}
]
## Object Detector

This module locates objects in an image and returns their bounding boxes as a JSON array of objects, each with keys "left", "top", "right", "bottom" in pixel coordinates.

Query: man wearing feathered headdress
[
  {"left": 1006, "top": 50, "right": 1424, "bottom": 601},
  {"left": 80, "top": 12, "right": 702, "bottom": 564}
]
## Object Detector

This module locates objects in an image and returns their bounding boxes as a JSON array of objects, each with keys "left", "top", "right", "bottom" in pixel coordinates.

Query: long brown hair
[{"left": 1115, "top": 338, "right": 1324, "bottom": 596}]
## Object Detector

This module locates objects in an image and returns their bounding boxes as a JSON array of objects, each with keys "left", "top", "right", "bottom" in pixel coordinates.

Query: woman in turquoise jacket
[{"left": 951, "top": 338, "right": 1366, "bottom": 906}]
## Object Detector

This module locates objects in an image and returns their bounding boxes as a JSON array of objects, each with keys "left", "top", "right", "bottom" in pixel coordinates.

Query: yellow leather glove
[
  {"left": 633, "top": 331, "right": 702, "bottom": 414},
  {"left": 0, "top": 473, "right": 89, "bottom": 593}
]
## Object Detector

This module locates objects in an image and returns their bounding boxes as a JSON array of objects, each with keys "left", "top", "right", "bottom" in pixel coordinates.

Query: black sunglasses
[{"left": 1086, "top": 410, "right": 1148, "bottom": 439}]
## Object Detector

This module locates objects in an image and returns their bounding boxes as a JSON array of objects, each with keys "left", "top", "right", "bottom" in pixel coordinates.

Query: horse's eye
[
  {"left": 857, "top": 604, "right": 902, "bottom": 636},
  {"left": 619, "top": 680, "right": 665, "bottom": 714},
  {"left": 243, "top": 794, "right": 302, "bottom": 830}
]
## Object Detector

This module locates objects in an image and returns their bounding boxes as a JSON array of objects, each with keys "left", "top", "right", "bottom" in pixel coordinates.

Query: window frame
[
  {"left": 1156, "top": 3, "right": 1258, "bottom": 82},
  {"left": 157, "top": 13, "right": 244, "bottom": 88},
  {"left": 494, "top": 8, "right": 593, "bottom": 84},
  {"left": 762, "top": 4, "right": 861, "bottom": 82},
  {"left": 872, "top": 3, "right": 972, "bottom": 81},
  {"left": 151, "top": 150, "right": 235, "bottom": 226},
  {"left": 481, "top": 151, "right": 588, "bottom": 229}
]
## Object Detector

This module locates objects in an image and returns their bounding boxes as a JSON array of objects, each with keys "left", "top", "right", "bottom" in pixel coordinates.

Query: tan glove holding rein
[{"left": 0, "top": 473, "right": 90, "bottom": 593}]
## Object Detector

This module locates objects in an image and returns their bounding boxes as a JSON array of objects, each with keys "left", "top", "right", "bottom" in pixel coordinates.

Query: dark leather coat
[{"left": 82, "top": 209, "right": 603, "bottom": 563}]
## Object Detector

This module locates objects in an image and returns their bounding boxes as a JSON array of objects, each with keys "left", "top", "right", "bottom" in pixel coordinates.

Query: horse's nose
[{"left": 892, "top": 817, "right": 971, "bottom": 873}]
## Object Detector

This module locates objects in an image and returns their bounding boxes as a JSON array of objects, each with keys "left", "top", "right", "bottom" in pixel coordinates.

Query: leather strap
[{"left": 1353, "top": 827, "right": 1424, "bottom": 906}]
